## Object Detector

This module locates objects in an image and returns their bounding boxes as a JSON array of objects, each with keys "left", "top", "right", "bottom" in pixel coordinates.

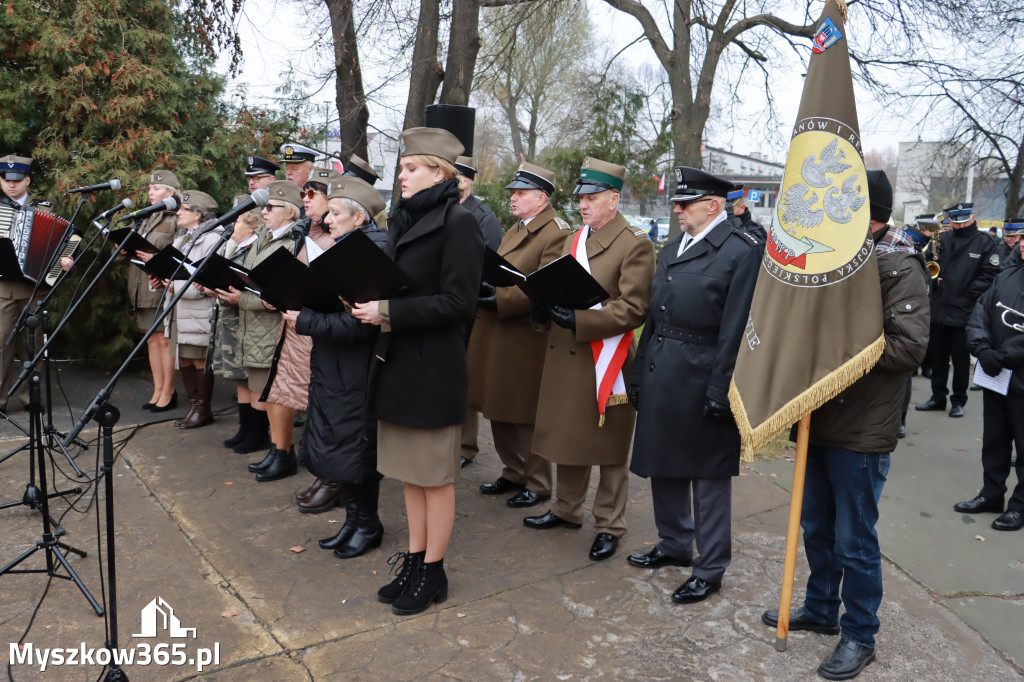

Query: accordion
[{"left": 0, "top": 203, "right": 81, "bottom": 286}]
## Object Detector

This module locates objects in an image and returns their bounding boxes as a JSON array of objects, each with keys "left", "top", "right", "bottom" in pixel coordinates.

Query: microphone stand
[{"left": 60, "top": 224, "right": 237, "bottom": 681}]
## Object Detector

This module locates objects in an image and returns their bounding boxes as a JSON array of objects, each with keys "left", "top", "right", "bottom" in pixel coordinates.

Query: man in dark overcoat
[{"left": 627, "top": 166, "right": 762, "bottom": 604}]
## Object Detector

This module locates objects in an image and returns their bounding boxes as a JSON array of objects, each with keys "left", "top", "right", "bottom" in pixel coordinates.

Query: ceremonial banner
[{"left": 729, "top": 0, "right": 884, "bottom": 453}]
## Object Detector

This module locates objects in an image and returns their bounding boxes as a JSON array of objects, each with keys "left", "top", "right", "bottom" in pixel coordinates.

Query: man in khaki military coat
[
  {"left": 466, "top": 163, "right": 571, "bottom": 508},
  {"left": 524, "top": 157, "right": 655, "bottom": 561}
]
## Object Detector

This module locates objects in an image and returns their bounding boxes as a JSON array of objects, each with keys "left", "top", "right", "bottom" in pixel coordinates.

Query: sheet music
[
  {"left": 973, "top": 364, "right": 1012, "bottom": 396},
  {"left": 305, "top": 236, "right": 326, "bottom": 262}
]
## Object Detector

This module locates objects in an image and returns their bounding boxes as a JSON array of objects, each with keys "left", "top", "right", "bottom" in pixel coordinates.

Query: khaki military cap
[
  {"left": 507, "top": 162, "right": 556, "bottom": 195},
  {"left": 398, "top": 127, "right": 464, "bottom": 164},
  {"left": 573, "top": 157, "right": 625, "bottom": 195},
  {"left": 342, "top": 155, "right": 381, "bottom": 184},
  {"left": 181, "top": 190, "right": 219, "bottom": 213},
  {"left": 149, "top": 169, "right": 180, "bottom": 190},
  {"left": 308, "top": 167, "right": 345, "bottom": 187},
  {"left": 326, "top": 176, "right": 386, "bottom": 220},
  {"left": 0, "top": 154, "right": 32, "bottom": 180},
  {"left": 267, "top": 180, "right": 303, "bottom": 210},
  {"left": 454, "top": 156, "right": 477, "bottom": 180}
]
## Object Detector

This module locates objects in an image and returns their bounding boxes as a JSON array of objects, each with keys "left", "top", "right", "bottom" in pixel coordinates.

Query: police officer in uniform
[
  {"left": 916, "top": 202, "right": 999, "bottom": 417},
  {"left": 726, "top": 184, "right": 766, "bottom": 241},
  {"left": 467, "top": 162, "right": 570, "bottom": 507},
  {"left": 245, "top": 155, "right": 280, "bottom": 193},
  {"left": 454, "top": 156, "right": 503, "bottom": 250},
  {"left": 627, "top": 166, "right": 761, "bottom": 603},
  {"left": 996, "top": 218, "right": 1023, "bottom": 270},
  {"left": 524, "top": 157, "right": 655, "bottom": 562},
  {"left": 957, "top": 244, "right": 1024, "bottom": 530}
]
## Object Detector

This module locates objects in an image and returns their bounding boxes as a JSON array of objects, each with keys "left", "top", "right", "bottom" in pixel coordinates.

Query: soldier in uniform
[
  {"left": 627, "top": 167, "right": 761, "bottom": 604},
  {"left": 128, "top": 169, "right": 180, "bottom": 413},
  {"left": 523, "top": 157, "right": 655, "bottom": 562},
  {"left": 915, "top": 202, "right": 999, "bottom": 417},
  {"left": 957, "top": 242, "right": 1024, "bottom": 531},
  {"left": 280, "top": 143, "right": 318, "bottom": 188},
  {"left": 996, "top": 218, "right": 1023, "bottom": 270},
  {"left": 245, "top": 155, "right": 279, "bottom": 193},
  {"left": 467, "top": 163, "right": 570, "bottom": 508}
]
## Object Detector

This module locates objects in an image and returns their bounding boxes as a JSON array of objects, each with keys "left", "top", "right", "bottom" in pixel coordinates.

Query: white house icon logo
[{"left": 133, "top": 597, "right": 197, "bottom": 638}]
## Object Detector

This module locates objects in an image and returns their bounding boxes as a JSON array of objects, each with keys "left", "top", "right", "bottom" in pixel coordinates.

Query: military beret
[
  {"left": 149, "top": 169, "right": 180, "bottom": 190},
  {"left": 398, "top": 127, "right": 464, "bottom": 164},
  {"left": 454, "top": 156, "right": 477, "bottom": 180},
  {"left": 342, "top": 155, "right": 381, "bottom": 184},
  {"left": 308, "top": 167, "right": 345, "bottom": 188},
  {"left": 1003, "top": 218, "right": 1024, "bottom": 236},
  {"left": 267, "top": 180, "right": 303, "bottom": 210},
  {"left": 670, "top": 166, "right": 732, "bottom": 202},
  {"left": 573, "top": 157, "right": 625, "bottom": 195},
  {"left": 280, "top": 143, "right": 317, "bottom": 164},
  {"left": 866, "top": 170, "right": 893, "bottom": 224},
  {"left": 506, "top": 162, "right": 556, "bottom": 195},
  {"left": 0, "top": 154, "right": 32, "bottom": 180},
  {"left": 181, "top": 190, "right": 218, "bottom": 213},
  {"left": 944, "top": 202, "right": 974, "bottom": 223},
  {"left": 245, "top": 155, "right": 280, "bottom": 176},
  {"left": 326, "top": 176, "right": 386, "bottom": 220}
]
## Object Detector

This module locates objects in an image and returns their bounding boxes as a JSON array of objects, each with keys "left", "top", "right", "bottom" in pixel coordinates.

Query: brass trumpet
[{"left": 918, "top": 212, "right": 944, "bottom": 279}]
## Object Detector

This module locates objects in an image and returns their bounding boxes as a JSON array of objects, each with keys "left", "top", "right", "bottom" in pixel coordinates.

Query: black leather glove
[
  {"left": 703, "top": 396, "right": 732, "bottom": 422},
  {"left": 477, "top": 282, "right": 497, "bottom": 311},
  {"left": 530, "top": 302, "right": 550, "bottom": 326},
  {"left": 628, "top": 385, "right": 641, "bottom": 410},
  {"left": 549, "top": 305, "right": 576, "bottom": 331},
  {"left": 977, "top": 349, "right": 1005, "bottom": 376},
  {"left": 479, "top": 281, "right": 496, "bottom": 297}
]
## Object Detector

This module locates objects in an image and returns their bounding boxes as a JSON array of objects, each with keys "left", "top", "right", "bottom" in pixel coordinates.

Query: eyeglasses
[
  {"left": 302, "top": 189, "right": 323, "bottom": 200},
  {"left": 262, "top": 203, "right": 287, "bottom": 212}
]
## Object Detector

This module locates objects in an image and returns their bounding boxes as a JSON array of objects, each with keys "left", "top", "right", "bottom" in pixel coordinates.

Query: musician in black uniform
[
  {"left": 996, "top": 219, "right": 1023, "bottom": 270},
  {"left": 454, "top": 156, "right": 503, "bottom": 250},
  {"left": 957, "top": 246, "right": 1024, "bottom": 531},
  {"left": 915, "top": 202, "right": 999, "bottom": 418},
  {"left": 725, "top": 185, "right": 766, "bottom": 241}
]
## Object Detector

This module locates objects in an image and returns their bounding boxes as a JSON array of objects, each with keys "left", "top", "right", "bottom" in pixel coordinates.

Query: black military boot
[
  {"left": 223, "top": 403, "right": 251, "bottom": 448},
  {"left": 333, "top": 482, "right": 384, "bottom": 559},
  {"left": 255, "top": 446, "right": 298, "bottom": 482},
  {"left": 234, "top": 409, "right": 271, "bottom": 454},
  {"left": 392, "top": 558, "right": 448, "bottom": 616},
  {"left": 377, "top": 551, "right": 424, "bottom": 604}
]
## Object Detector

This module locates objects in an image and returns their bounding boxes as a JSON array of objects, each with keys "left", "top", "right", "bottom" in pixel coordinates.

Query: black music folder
[
  {"left": 246, "top": 248, "right": 342, "bottom": 313},
  {"left": 191, "top": 254, "right": 258, "bottom": 293},
  {"left": 142, "top": 246, "right": 193, "bottom": 281},
  {"left": 483, "top": 247, "right": 528, "bottom": 288},
  {"left": 108, "top": 227, "right": 159, "bottom": 255},
  {"left": 486, "top": 250, "right": 609, "bottom": 309},
  {"left": 309, "top": 229, "right": 412, "bottom": 304}
]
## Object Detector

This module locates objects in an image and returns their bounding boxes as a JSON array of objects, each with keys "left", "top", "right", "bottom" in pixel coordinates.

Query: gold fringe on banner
[
  {"left": 827, "top": 0, "right": 849, "bottom": 22},
  {"left": 597, "top": 393, "right": 630, "bottom": 428},
  {"left": 731, "top": 333, "right": 885, "bottom": 459}
]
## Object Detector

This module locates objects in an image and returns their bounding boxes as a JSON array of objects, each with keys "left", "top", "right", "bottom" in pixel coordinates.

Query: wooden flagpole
[{"left": 775, "top": 413, "right": 811, "bottom": 652}]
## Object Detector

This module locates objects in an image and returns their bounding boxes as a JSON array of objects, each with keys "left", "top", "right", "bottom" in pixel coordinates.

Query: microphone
[
  {"left": 96, "top": 198, "right": 134, "bottom": 221},
  {"left": 194, "top": 189, "right": 270, "bottom": 237},
  {"left": 68, "top": 178, "right": 122, "bottom": 194},
  {"left": 115, "top": 197, "right": 177, "bottom": 224}
]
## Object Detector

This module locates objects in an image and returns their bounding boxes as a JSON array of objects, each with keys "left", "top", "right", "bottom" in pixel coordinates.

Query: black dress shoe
[
  {"left": 141, "top": 401, "right": 154, "bottom": 411},
  {"left": 897, "top": 424, "right": 906, "bottom": 439},
  {"left": 523, "top": 510, "right": 582, "bottom": 529},
  {"left": 149, "top": 390, "right": 179, "bottom": 413},
  {"left": 671, "top": 576, "right": 721, "bottom": 604},
  {"left": 589, "top": 533, "right": 618, "bottom": 561},
  {"left": 992, "top": 509, "right": 1024, "bottom": 531},
  {"left": 817, "top": 638, "right": 875, "bottom": 680},
  {"left": 460, "top": 456, "right": 471, "bottom": 468},
  {"left": 480, "top": 477, "right": 526, "bottom": 495},
  {"left": 948, "top": 404, "right": 964, "bottom": 418},
  {"left": 915, "top": 398, "right": 945, "bottom": 412},
  {"left": 506, "top": 490, "right": 549, "bottom": 508},
  {"left": 953, "top": 495, "right": 1004, "bottom": 514},
  {"left": 761, "top": 607, "right": 840, "bottom": 635},
  {"left": 626, "top": 546, "right": 691, "bottom": 569}
]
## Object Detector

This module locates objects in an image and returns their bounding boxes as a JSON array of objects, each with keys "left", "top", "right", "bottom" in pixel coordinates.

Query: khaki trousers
[
  {"left": 0, "top": 294, "right": 36, "bottom": 411},
  {"left": 490, "top": 421, "right": 551, "bottom": 495},
  {"left": 551, "top": 462, "right": 628, "bottom": 537}
]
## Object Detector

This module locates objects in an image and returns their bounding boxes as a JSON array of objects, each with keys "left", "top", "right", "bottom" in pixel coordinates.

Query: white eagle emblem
[
  {"left": 801, "top": 138, "right": 852, "bottom": 188},
  {"left": 822, "top": 175, "right": 866, "bottom": 224},
  {"left": 781, "top": 184, "right": 824, "bottom": 229}
]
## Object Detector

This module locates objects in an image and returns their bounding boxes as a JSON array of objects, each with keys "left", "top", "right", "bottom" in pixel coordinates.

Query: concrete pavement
[{"left": 1, "top": 368, "right": 1021, "bottom": 680}]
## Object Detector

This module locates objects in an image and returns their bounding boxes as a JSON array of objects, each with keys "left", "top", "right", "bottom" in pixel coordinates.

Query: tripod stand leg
[
  {"left": 0, "top": 542, "right": 42, "bottom": 574},
  {"left": 49, "top": 543, "right": 104, "bottom": 616},
  {"left": 56, "top": 540, "right": 88, "bottom": 559}
]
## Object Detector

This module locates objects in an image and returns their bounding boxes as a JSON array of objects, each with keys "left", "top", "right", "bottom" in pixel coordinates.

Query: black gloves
[
  {"left": 530, "top": 302, "right": 550, "bottom": 326},
  {"left": 549, "top": 305, "right": 576, "bottom": 331},
  {"left": 478, "top": 282, "right": 497, "bottom": 311},
  {"left": 977, "top": 349, "right": 1005, "bottom": 376},
  {"left": 628, "top": 386, "right": 641, "bottom": 410},
  {"left": 703, "top": 397, "right": 732, "bottom": 422}
]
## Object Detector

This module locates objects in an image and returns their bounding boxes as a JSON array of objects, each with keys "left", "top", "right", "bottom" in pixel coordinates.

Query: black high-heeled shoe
[
  {"left": 141, "top": 401, "right": 155, "bottom": 410},
  {"left": 149, "top": 390, "right": 178, "bottom": 413}
]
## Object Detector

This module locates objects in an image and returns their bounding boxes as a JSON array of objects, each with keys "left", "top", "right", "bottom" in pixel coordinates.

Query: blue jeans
[{"left": 801, "top": 445, "right": 890, "bottom": 648}]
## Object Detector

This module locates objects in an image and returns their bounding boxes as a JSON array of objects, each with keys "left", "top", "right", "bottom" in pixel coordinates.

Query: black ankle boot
[
  {"left": 377, "top": 551, "right": 424, "bottom": 604},
  {"left": 392, "top": 559, "right": 448, "bottom": 615},
  {"left": 234, "top": 409, "right": 271, "bottom": 454},
  {"left": 224, "top": 404, "right": 251, "bottom": 448},
  {"left": 255, "top": 446, "right": 298, "bottom": 482},
  {"left": 247, "top": 447, "right": 276, "bottom": 473},
  {"left": 319, "top": 494, "right": 358, "bottom": 550},
  {"left": 333, "top": 482, "right": 384, "bottom": 559}
]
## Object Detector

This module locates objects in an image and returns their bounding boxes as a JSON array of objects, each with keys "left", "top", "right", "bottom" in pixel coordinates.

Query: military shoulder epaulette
[
  {"left": 553, "top": 217, "right": 572, "bottom": 231},
  {"left": 632, "top": 229, "right": 649, "bottom": 239},
  {"left": 732, "top": 229, "right": 763, "bottom": 248}
]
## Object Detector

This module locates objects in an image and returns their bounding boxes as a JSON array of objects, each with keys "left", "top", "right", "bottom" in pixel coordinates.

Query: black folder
[
  {"left": 483, "top": 248, "right": 528, "bottom": 288},
  {"left": 192, "top": 254, "right": 259, "bottom": 294},
  {"left": 0, "top": 239, "right": 27, "bottom": 280},
  {"left": 142, "top": 246, "right": 193, "bottom": 281},
  {"left": 308, "top": 229, "right": 412, "bottom": 304},
  {"left": 493, "top": 253, "right": 608, "bottom": 310},
  {"left": 108, "top": 228, "right": 160, "bottom": 255},
  {"left": 246, "top": 248, "right": 343, "bottom": 313}
]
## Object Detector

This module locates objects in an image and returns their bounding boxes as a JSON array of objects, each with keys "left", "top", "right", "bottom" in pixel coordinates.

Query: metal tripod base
[{"left": 0, "top": 532, "right": 103, "bottom": 616}]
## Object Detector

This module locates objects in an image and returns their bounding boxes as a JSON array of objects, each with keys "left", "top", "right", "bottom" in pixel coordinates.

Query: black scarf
[{"left": 389, "top": 178, "right": 460, "bottom": 242}]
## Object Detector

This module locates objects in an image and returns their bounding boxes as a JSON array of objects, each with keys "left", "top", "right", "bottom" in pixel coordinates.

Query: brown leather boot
[
  {"left": 295, "top": 478, "right": 323, "bottom": 504},
  {"left": 179, "top": 370, "right": 214, "bottom": 429},
  {"left": 297, "top": 480, "right": 345, "bottom": 514},
  {"left": 174, "top": 366, "right": 197, "bottom": 428}
]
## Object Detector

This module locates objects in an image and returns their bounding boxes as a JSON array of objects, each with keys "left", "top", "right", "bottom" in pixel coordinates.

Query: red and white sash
[{"left": 571, "top": 226, "right": 633, "bottom": 426}]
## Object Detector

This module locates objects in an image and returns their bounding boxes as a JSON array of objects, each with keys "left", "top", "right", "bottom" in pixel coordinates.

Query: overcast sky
[{"left": 223, "top": 0, "right": 941, "bottom": 162}]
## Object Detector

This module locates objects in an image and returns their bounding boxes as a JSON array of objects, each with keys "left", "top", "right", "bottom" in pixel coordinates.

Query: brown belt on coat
[{"left": 654, "top": 321, "right": 718, "bottom": 346}]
